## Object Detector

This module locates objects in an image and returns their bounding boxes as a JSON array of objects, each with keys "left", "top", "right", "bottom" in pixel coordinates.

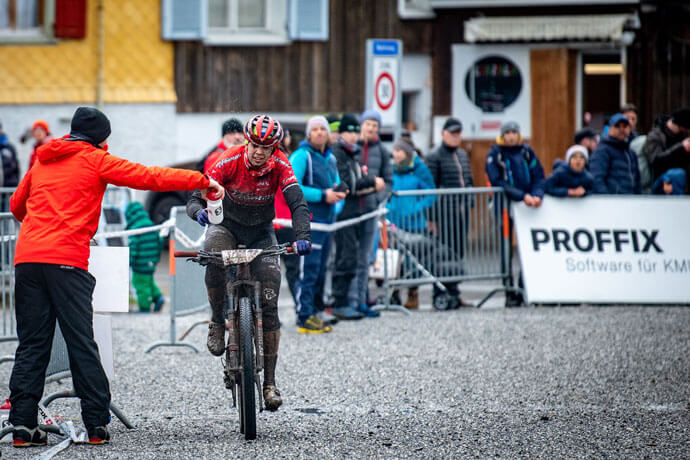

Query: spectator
[
  {"left": 590, "top": 113, "right": 641, "bottom": 195},
  {"left": 125, "top": 202, "right": 164, "bottom": 312},
  {"left": 651, "top": 168, "right": 686, "bottom": 195},
  {"left": 332, "top": 113, "right": 378, "bottom": 320},
  {"left": 485, "top": 121, "right": 544, "bottom": 307},
  {"left": 291, "top": 116, "right": 345, "bottom": 332},
  {"left": 574, "top": 127, "right": 598, "bottom": 154},
  {"left": 387, "top": 137, "right": 435, "bottom": 309},
  {"left": 621, "top": 103, "right": 639, "bottom": 141},
  {"left": 425, "top": 117, "right": 474, "bottom": 309},
  {"left": 281, "top": 128, "right": 293, "bottom": 154},
  {"left": 198, "top": 118, "right": 244, "bottom": 173},
  {"left": 326, "top": 114, "right": 340, "bottom": 146},
  {"left": 8, "top": 107, "right": 223, "bottom": 446},
  {"left": 274, "top": 186, "right": 299, "bottom": 304},
  {"left": 641, "top": 108, "right": 690, "bottom": 190},
  {"left": 28, "top": 120, "right": 53, "bottom": 170},
  {"left": 353, "top": 109, "right": 392, "bottom": 318},
  {"left": 544, "top": 145, "right": 594, "bottom": 198},
  {"left": 0, "top": 120, "right": 19, "bottom": 188}
]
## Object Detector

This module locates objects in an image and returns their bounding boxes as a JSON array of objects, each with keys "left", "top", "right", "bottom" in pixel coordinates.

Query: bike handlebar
[{"left": 174, "top": 242, "right": 294, "bottom": 260}]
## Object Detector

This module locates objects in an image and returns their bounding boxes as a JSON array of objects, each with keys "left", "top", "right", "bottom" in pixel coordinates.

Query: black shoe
[
  {"left": 87, "top": 425, "right": 110, "bottom": 445},
  {"left": 13, "top": 425, "right": 47, "bottom": 447}
]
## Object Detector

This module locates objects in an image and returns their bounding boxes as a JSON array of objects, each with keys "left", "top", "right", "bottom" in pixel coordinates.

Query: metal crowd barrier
[
  {"left": 0, "top": 213, "right": 18, "bottom": 344},
  {"left": 145, "top": 206, "right": 210, "bottom": 353},
  {"left": 379, "top": 187, "right": 519, "bottom": 309}
]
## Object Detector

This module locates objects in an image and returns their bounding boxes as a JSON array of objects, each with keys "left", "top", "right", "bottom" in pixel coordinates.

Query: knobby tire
[{"left": 239, "top": 296, "right": 257, "bottom": 440}]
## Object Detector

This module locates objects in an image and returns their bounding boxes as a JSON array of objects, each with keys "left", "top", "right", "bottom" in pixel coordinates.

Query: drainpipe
[{"left": 96, "top": 0, "right": 104, "bottom": 109}]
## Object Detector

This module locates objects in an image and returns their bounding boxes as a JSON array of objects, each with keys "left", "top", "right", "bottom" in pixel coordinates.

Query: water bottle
[{"left": 207, "top": 191, "right": 224, "bottom": 225}]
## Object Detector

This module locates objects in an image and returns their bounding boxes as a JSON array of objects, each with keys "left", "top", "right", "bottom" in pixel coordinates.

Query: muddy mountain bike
[{"left": 175, "top": 242, "right": 294, "bottom": 440}]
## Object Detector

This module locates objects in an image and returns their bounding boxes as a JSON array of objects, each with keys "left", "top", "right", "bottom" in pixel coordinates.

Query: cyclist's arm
[
  {"left": 186, "top": 189, "right": 206, "bottom": 221},
  {"left": 283, "top": 182, "right": 311, "bottom": 242}
]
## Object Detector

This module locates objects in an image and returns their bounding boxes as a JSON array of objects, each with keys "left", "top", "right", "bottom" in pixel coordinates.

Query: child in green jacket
[{"left": 125, "top": 202, "right": 164, "bottom": 312}]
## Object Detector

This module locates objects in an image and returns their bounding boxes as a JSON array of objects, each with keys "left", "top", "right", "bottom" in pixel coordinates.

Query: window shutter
[
  {"left": 289, "top": 0, "right": 329, "bottom": 41},
  {"left": 161, "top": 0, "right": 207, "bottom": 40},
  {"left": 54, "top": 0, "right": 87, "bottom": 39}
]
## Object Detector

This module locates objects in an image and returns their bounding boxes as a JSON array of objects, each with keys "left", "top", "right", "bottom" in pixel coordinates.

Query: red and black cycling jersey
[{"left": 186, "top": 145, "right": 311, "bottom": 242}]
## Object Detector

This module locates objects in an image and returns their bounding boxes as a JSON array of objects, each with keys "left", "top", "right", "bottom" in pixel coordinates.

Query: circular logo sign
[
  {"left": 464, "top": 56, "right": 522, "bottom": 113},
  {"left": 375, "top": 72, "right": 395, "bottom": 111}
]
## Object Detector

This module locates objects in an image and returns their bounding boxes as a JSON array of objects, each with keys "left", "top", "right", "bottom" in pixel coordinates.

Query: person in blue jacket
[
  {"left": 651, "top": 168, "right": 686, "bottom": 195},
  {"left": 290, "top": 116, "right": 346, "bottom": 334},
  {"left": 387, "top": 137, "right": 436, "bottom": 309},
  {"left": 485, "top": 121, "right": 544, "bottom": 307},
  {"left": 545, "top": 145, "right": 594, "bottom": 198},
  {"left": 590, "top": 113, "right": 641, "bottom": 195}
]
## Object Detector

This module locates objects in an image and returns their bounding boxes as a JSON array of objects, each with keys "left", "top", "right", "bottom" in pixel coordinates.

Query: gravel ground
[{"left": 0, "top": 282, "right": 688, "bottom": 459}]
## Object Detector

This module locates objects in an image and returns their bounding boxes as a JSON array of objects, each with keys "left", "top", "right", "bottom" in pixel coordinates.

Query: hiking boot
[
  {"left": 297, "top": 315, "right": 333, "bottom": 333},
  {"left": 207, "top": 321, "right": 225, "bottom": 356},
  {"left": 87, "top": 426, "right": 110, "bottom": 445},
  {"left": 332, "top": 306, "right": 364, "bottom": 320},
  {"left": 356, "top": 303, "right": 380, "bottom": 318},
  {"left": 263, "top": 385, "right": 283, "bottom": 411},
  {"left": 12, "top": 426, "right": 47, "bottom": 448},
  {"left": 153, "top": 295, "right": 165, "bottom": 312},
  {"left": 390, "top": 290, "right": 402, "bottom": 306},
  {"left": 404, "top": 289, "right": 419, "bottom": 310},
  {"left": 317, "top": 309, "right": 339, "bottom": 326}
]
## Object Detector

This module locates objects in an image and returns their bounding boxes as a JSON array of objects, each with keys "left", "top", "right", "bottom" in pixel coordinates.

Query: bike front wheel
[{"left": 237, "top": 296, "right": 257, "bottom": 440}]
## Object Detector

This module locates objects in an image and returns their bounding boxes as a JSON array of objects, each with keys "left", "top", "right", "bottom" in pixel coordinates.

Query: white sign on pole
[
  {"left": 365, "top": 39, "right": 402, "bottom": 136},
  {"left": 88, "top": 246, "right": 130, "bottom": 313},
  {"left": 514, "top": 197, "right": 690, "bottom": 304}
]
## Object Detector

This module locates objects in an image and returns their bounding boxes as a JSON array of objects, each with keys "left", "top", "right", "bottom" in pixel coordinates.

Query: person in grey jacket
[
  {"left": 424, "top": 118, "right": 474, "bottom": 309},
  {"left": 349, "top": 109, "right": 392, "bottom": 317}
]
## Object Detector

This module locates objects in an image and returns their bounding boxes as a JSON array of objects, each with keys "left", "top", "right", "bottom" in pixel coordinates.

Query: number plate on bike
[{"left": 221, "top": 249, "right": 264, "bottom": 266}]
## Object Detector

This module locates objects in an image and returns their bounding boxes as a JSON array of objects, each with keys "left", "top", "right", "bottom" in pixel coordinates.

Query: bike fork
[{"left": 253, "top": 281, "right": 265, "bottom": 412}]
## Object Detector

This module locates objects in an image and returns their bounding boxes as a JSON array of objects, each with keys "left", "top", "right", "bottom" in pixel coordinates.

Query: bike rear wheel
[{"left": 237, "top": 296, "right": 256, "bottom": 440}]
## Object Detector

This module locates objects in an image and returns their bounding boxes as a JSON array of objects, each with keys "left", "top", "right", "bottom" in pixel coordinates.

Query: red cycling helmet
[{"left": 244, "top": 114, "right": 284, "bottom": 147}]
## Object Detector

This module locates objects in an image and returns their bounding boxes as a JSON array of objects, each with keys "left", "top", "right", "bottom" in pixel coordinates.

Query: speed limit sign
[{"left": 366, "top": 39, "right": 402, "bottom": 134}]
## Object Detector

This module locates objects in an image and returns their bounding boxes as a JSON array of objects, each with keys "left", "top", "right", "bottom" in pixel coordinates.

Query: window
[
  {"left": 205, "top": 0, "right": 287, "bottom": 46},
  {"left": 0, "top": 0, "right": 53, "bottom": 42}
]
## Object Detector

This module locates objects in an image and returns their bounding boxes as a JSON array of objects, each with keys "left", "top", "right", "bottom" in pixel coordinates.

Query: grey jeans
[{"left": 347, "top": 217, "right": 377, "bottom": 307}]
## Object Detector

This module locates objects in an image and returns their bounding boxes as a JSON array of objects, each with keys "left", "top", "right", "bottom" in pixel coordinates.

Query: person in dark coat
[
  {"left": 424, "top": 117, "right": 474, "bottom": 309},
  {"left": 485, "top": 121, "right": 545, "bottom": 307},
  {"left": 331, "top": 113, "right": 381, "bottom": 320},
  {"left": 590, "top": 113, "right": 641, "bottom": 195},
  {"left": 651, "top": 168, "right": 686, "bottom": 195},
  {"left": 545, "top": 145, "right": 594, "bottom": 197},
  {"left": 641, "top": 108, "right": 690, "bottom": 191}
]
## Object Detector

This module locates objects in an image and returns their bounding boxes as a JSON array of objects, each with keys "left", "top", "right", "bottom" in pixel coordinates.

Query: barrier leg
[
  {"left": 0, "top": 355, "right": 14, "bottom": 365},
  {"left": 41, "top": 388, "right": 136, "bottom": 429},
  {"left": 476, "top": 286, "right": 526, "bottom": 309},
  {"left": 373, "top": 220, "right": 409, "bottom": 315},
  {"left": 177, "top": 319, "right": 210, "bottom": 341},
  {"left": 145, "top": 341, "right": 199, "bottom": 353},
  {"left": 110, "top": 402, "right": 135, "bottom": 429}
]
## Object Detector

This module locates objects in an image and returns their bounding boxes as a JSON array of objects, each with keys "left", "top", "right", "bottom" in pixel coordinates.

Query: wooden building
[{"left": 165, "top": 0, "right": 690, "bottom": 183}]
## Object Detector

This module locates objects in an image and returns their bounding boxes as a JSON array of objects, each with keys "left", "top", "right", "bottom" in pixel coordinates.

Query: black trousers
[
  {"left": 10, "top": 263, "right": 111, "bottom": 429},
  {"left": 204, "top": 223, "right": 281, "bottom": 331}
]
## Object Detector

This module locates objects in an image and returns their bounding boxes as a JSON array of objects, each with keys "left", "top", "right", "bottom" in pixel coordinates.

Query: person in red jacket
[{"left": 8, "top": 107, "right": 223, "bottom": 448}]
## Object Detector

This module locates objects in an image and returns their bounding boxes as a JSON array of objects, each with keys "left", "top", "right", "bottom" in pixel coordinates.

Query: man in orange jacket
[{"left": 8, "top": 107, "right": 224, "bottom": 448}]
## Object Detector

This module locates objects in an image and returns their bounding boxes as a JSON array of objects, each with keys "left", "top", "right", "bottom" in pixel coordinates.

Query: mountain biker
[{"left": 186, "top": 114, "right": 311, "bottom": 411}]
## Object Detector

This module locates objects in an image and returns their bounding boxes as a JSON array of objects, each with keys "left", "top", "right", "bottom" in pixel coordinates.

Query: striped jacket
[{"left": 125, "top": 202, "right": 162, "bottom": 274}]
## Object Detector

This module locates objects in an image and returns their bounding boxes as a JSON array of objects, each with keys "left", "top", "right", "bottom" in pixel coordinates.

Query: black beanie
[
  {"left": 672, "top": 107, "right": 690, "bottom": 129},
  {"left": 222, "top": 118, "right": 242, "bottom": 136},
  {"left": 339, "top": 113, "right": 360, "bottom": 133},
  {"left": 70, "top": 107, "right": 111, "bottom": 145}
]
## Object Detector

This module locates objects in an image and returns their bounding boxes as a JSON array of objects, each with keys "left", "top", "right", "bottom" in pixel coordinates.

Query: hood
[
  {"left": 37, "top": 137, "right": 99, "bottom": 165},
  {"left": 661, "top": 168, "right": 686, "bottom": 194},
  {"left": 394, "top": 152, "right": 419, "bottom": 174},
  {"left": 495, "top": 134, "right": 524, "bottom": 146},
  {"left": 298, "top": 140, "right": 332, "bottom": 158},
  {"left": 125, "top": 201, "right": 154, "bottom": 229},
  {"left": 600, "top": 135, "right": 629, "bottom": 150}
]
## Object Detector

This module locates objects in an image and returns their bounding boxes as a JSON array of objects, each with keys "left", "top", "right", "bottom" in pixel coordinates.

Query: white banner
[
  {"left": 514, "top": 197, "right": 690, "bottom": 303},
  {"left": 88, "top": 246, "right": 130, "bottom": 313}
]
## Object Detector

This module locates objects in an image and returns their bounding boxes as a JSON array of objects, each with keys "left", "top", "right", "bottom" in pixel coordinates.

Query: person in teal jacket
[
  {"left": 386, "top": 138, "right": 436, "bottom": 309},
  {"left": 125, "top": 201, "right": 164, "bottom": 312},
  {"left": 289, "top": 116, "right": 346, "bottom": 332}
]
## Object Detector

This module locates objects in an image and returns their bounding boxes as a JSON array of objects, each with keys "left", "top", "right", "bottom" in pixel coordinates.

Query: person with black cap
[
  {"left": 574, "top": 127, "right": 598, "bottom": 154},
  {"left": 198, "top": 117, "right": 244, "bottom": 173},
  {"left": 590, "top": 113, "right": 641, "bottom": 195},
  {"left": 641, "top": 107, "right": 690, "bottom": 192},
  {"left": 424, "top": 117, "right": 474, "bottom": 309},
  {"left": 8, "top": 107, "right": 224, "bottom": 447}
]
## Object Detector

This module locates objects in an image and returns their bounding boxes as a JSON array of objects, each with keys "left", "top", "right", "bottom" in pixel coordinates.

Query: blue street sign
[{"left": 372, "top": 40, "right": 399, "bottom": 56}]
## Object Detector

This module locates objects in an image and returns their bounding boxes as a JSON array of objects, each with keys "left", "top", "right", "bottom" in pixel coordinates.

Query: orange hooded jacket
[{"left": 10, "top": 138, "right": 210, "bottom": 270}]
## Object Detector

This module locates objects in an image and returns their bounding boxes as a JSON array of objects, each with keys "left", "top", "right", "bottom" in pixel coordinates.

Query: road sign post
[{"left": 365, "top": 39, "right": 403, "bottom": 140}]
